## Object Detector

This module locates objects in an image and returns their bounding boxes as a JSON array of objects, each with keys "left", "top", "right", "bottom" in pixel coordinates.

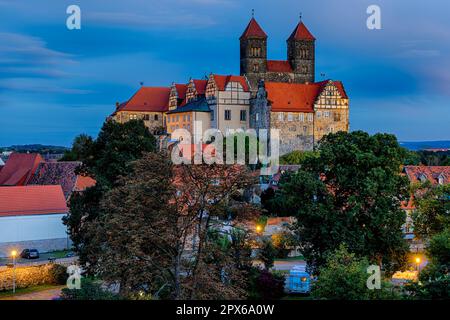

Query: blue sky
[{"left": 0, "top": 0, "right": 449, "bottom": 146}]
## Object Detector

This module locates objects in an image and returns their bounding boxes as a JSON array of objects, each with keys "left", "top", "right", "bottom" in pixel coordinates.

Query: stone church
[{"left": 240, "top": 17, "right": 350, "bottom": 155}]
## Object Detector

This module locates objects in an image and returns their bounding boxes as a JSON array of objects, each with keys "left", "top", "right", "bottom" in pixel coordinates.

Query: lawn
[{"left": 0, "top": 284, "right": 58, "bottom": 299}]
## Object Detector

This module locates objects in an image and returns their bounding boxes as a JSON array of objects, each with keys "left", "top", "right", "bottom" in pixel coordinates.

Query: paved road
[
  {"left": 0, "top": 257, "right": 77, "bottom": 271},
  {"left": 0, "top": 286, "right": 64, "bottom": 300},
  {"left": 253, "top": 259, "right": 306, "bottom": 271},
  {"left": 273, "top": 260, "right": 306, "bottom": 271}
]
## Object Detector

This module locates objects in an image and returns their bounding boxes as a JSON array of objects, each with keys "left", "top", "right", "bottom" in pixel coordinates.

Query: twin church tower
[{"left": 240, "top": 16, "right": 316, "bottom": 91}]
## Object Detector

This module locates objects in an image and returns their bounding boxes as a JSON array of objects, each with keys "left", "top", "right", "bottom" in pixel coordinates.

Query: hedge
[{"left": 0, "top": 263, "right": 68, "bottom": 291}]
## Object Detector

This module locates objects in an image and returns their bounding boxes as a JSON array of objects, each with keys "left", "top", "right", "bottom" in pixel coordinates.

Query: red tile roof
[
  {"left": 0, "top": 185, "right": 68, "bottom": 217},
  {"left": 265, "top": 82, "right": 321, "bottom": 113},
  {"left": 175, "top": 84, "right": 187, "bottom": 100},
  {"left": 240, "top": 18, "right": 267, "bottom": 39},
  {"left": 267, "top": 60, "right": 293, "bottom": 73},
  {"left": 404, "top": 166, "right": 450, "bottom": 185},
  {"left": 212, "top": 74, "right": 250, "bottom": 92},
  {"left": 74, "top": 175, "right": 96, "bottom": 192},
  {"left": 288, "top": 22, "right": 316, "bottom": 41},
  {"left": 118, "top": 87, "right": 170, "bottom": 113},
  {"left": 193, "top": 80, "right": 207, "bottom": 95},
  {"left": 0, "top": 153, "right": 43, "bottom": 186},
  {"left": 28, "top": 161, "right": 82, "bottom": 199},
  {"left": 265, "top": 80, "right": 348, "bottom": 112}
]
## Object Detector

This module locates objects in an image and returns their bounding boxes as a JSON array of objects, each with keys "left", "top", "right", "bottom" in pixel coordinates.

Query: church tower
[
  {"left": 287, "top": 20, "right": 316, "bottom": 83},
  {"left": 240, "top": 17, "right": 267, "bottom": 91}
]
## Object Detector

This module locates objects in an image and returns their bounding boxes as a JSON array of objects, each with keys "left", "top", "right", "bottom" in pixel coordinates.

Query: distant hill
[
  {"left": 400, "top": 141, "right": 450, "bottom": 151},
  {"left": 0, "top": 144, "right": 69, "bottom": 154}
]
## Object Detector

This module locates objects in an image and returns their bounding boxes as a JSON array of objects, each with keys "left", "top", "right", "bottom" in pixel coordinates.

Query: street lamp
[
  {"left": 415, "top": 257, "right": 421, "bottom": 272},
  {"left": 11, "top": 250, "right": 17, "bottom": 294},
  {"left": 256, "top": 225, "right": 262, "bottom": 234}
]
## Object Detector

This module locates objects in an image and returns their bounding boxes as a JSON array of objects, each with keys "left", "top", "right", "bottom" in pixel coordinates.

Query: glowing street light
[
  {"left": 256, "top": 225, "right": 262, "bottom": 233},
  {"left": 11, "top": 250, "right": 17, "bottom": 294},
  {"left": 415, "top": 257, "right": 421, "bottom": 272}
]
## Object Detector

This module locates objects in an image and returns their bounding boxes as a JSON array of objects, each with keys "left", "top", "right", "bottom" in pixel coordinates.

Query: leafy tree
[
  {"left": 272, "top": 231, "right": 297, "bottom": 259},
  {"left": 88, "top": 119, "right": 157, "bottom": 187},
  {"left": 403, "top": 149, "right": 421, "bottom": 165},
  {"left": 248, "top": 269, "right": 285, "bottom": 300},
  {"left": 407, "top": 229, "right": 450, "bottom": 299},
  {"left": 275, "top": 131, "right": 410, "bottom": 274},
  {"left": 61, "top": 278, "right": 121, "bottom": 300},
  {"left": 279, "top": 150, "right": 318, "bottom": 165},
  {"left": 412, "top": 184, "right": 450, "bottom": 239},
  {"left": 312, "top": 245, "right": 400, "bottom": 300},
  {"left": 260, "top": 188, "right": 275, "bottom": 214},
  {"left": 63, "top": 119, "right": 157, "bottom": 272},
  {"left": 60, "top": 134, "right": 95, "bottom": 162},
  {"left": 259, "top": 239, "right": 277, "bottom": 270},
  {"left": 92, "top": 152, "right": 258, "bottom": 299}
]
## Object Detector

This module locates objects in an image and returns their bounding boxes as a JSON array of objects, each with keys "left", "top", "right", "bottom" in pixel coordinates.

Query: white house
[{"left": 0, "top": 185, "right": 70, "bottom": 257}]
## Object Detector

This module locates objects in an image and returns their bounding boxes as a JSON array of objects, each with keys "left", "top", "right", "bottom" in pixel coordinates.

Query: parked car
[{"left": 20, "top": 249, "right": 40, "bottom": 259}]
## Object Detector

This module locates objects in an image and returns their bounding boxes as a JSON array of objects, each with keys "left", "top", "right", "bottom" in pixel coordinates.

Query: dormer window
[
  {"left": 419, "top": 174, "right": 428, "bottom": 183},
  {"left": 438, "top": 174, "right": 445, "bottom": 185}
]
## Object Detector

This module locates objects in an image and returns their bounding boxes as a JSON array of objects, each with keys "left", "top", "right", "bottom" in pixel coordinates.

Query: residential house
[
  {"left": 112, "top": 86, "right": 170, "bottom": 135},
  {"left": 0, "top": 185, "right": 70, "bottom": 257},
  {"left": 402, "top": 165, "right": 450, "bottom": 251},
  {"left": 28, "top": 161, "right": 96, "bottom": 200}
]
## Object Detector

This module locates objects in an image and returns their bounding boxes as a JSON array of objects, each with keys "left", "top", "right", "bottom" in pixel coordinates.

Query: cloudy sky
[{"left": 0, "top": 0, "right": 449, "bottom": 146}]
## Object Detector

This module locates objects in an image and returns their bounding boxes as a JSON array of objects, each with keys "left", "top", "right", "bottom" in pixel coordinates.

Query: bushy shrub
[
  {"left": 60, "top": 278, "right": 120, "bottom": 300},
  {"left": 0, "top": 263, "right": 68, "bottom": 291},
  {"left": 48, "top": 264, "right": 68, "bottom": 285},
  {"left": 247, "top": 268, "right": 285, "bottom": 300}
]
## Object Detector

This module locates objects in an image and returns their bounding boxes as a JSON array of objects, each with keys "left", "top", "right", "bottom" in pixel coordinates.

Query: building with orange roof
[
  {"left": 109, "top": 16, "right": 349, "bottom": 156},
  {"left": 112, "top": 86, "right": 170, "bottom": 135},
  {"left": 0, "top": 153, "right": 44, "bottom": 186},
  {"left": 0, "top": 185, "right": 70, "bottom": 257},
  {"left": 251, "top": 79, "right": 349, "bottom": 154},
  {"left": 205, "top": 74, "right": 251, "bottom": 135}
]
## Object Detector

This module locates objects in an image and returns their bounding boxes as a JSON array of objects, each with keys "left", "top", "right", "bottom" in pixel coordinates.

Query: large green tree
[
  {"left": 275, "top": 131, "right": 410, "bottom": 273},
  {"left": 63, "top": 119, "right": 157, "bottom": 271},
  {"left": 312, "top": 245, "right": 399, "bottom": 300},
  {"left": 91, "top": 152, "right": 258, "bottom": 299},
  {"left": 412, "top": 184, "right": 450, "bottom": 239}
]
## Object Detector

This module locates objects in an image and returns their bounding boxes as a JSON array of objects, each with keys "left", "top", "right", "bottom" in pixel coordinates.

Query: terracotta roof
[
  {"left": 175, "top": 84, "right": 187, "bottom": 100},
  {"left": 212, "top": 74, "right": 250, "bottom": 92},
  {"left": 118, "top": 87, "right": 170, "bottom": 113},
  {"left": 288, "top": 22, "right": 315, "bottom": 41},
  {"left": 267, "top": 60, "right": 293, "bottom": 73},
  {"left": 265, "top": 82, "right": 321, "bottom": 112},
  {"left": 265, "top": 80, "right": 348, "bottom": 112},
  {"left": 317, "top": 80, "right": 348, "bottom": 99},
  {"left": 0, "top": 185, "right": 68, "bottom": 217},
  {"left": 0, "top": 153, "right": 43, "bottom": 186},
  {"left": 240, "top": 18, "right": 267, "bottom": 39},
  {"left": 193, "top": 80, "right": 207, "bottom": 95},
  {"left": 28, "top": 161, "right": 81, "bottom": 199},
  {"left": 74, "top": 175, "right": 96, "bottom": 192},
  {"left": 403, "top": 166, "right": 450, "bottom": 185}
]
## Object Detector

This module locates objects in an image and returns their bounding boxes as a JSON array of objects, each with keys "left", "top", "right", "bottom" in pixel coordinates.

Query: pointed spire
[
  {"left": 288, "top": 20, "right": 315, "bottom": 41},
  {"left": 240, "top": 16, "right": 267, "bottom": 40}
]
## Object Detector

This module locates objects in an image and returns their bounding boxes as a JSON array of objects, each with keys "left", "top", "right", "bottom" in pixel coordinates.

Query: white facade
[{"left": 0, "top": 214, "right": 67, "bottom": 243}]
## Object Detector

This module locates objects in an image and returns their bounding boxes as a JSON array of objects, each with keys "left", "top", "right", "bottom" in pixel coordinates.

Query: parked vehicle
[
  {"left": 286, "top": 265, "right": 311, "bottom": 294},
  {"left": 20, "top": 249, "right": 40, "bottom": 259}
]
